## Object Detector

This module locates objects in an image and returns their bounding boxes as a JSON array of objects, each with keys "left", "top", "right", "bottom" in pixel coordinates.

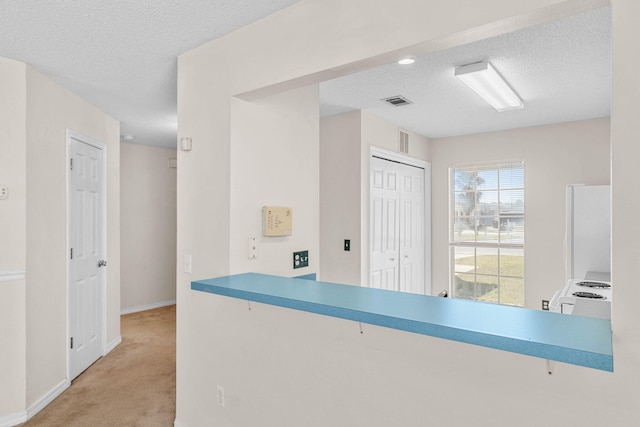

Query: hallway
[{"left": 23, "top": 305, "right": 176, "bottom": 426}]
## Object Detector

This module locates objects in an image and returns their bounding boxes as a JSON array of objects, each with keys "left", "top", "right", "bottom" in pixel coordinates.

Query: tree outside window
[{"left": 450, "top": 161, "right": 525, "bottom": 306}]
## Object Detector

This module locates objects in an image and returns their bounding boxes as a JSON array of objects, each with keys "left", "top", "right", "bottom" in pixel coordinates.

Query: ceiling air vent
[{"left": 381, "top": 95, "right": 412, "bottom": 107}]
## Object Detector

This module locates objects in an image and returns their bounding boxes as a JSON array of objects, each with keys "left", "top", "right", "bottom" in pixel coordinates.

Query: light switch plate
[{"left": 248, "top": 237, "right": 258, "bottom": 259}]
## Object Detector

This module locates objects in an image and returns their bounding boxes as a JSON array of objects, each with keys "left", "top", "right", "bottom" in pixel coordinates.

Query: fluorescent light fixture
[
  {"left": 455, "top": 61, "right": 523, "bottom": 112},
  {"left": 398, "top": 57, "right": 415, "bottom": 65}
]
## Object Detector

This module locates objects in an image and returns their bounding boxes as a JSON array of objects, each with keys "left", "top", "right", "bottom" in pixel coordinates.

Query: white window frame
[{"left": 448, "top": 160, "right": 525, "bottom": 306}]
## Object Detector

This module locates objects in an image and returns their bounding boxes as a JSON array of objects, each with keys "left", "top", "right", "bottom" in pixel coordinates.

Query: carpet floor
[{"left": 22, "top": 304, "right": 176, "bottom": 427}]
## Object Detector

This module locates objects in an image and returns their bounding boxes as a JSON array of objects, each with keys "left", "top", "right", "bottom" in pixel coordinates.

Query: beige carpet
[{"left": 23, "top": 305, "right": 176, "bottom": 427}]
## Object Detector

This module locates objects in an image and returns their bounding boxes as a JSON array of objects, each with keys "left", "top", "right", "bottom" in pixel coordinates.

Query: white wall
[
  {"left": 0, "top": 57, "right": 27, "bottom": 422},
  {"left": 0, "top": 58, "right": 120, "bottom": 422},
  {"left": 360, "top": 110, "right": 430, "bottom": 160},
  {"left": 319, "top": 110, "right": 429, "bottom": 286},
  {"left": 24, "top": 65, "right": 120, "bottom": 408},
  {"left": 429, "top": 118, "right": 610, "bottom": 309},
  {"left": 120, "top": 142, "right": 177, "bottom": 312},
  {"left": 320, "top": 111, "right": 362, "bottom": 285},
  {"left": 0, "top": 58, "right": 26, "bottom": 274},
  {"left": 359, "top": 111, "right": 430, "bottom": 285},
  {"left": 177, "top": 49, "right": 322, "bottom": 425},
  {"left": 177, "top": 0, "right": 640, "bottom": 426},
  {"left": 611, "top": 0, "right": 640, "bottom": 388},
  {"left": 229, "top": 87, "right": 319, "bottom": 276}
]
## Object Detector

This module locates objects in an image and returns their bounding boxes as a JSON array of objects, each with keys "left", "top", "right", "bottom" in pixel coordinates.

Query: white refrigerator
[{"left": 565, "top": 184, "right": 611, "bottom": 281}]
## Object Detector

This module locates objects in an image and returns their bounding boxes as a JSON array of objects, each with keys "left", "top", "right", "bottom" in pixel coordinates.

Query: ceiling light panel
[{"left": 455, "top": 61, "right": 523, "bottom": 112}]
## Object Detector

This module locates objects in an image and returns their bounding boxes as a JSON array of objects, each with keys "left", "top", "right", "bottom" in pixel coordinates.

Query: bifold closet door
[{"left": 370, "top": 156, "right": 425, "bottom": 294}]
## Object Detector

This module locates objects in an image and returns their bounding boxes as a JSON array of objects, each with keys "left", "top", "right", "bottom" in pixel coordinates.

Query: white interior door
[
  {"left": 370, "top": 157, "right": 400, "bottom": 291},
  {"left": 370, "top": 155, "right": 427, "bottom": 294},
  {"left": 399, "top": 166, "right": 425, "bottom": 294},
  {"left": 68, "top": 133, "right": 105, "bottom": 380}
]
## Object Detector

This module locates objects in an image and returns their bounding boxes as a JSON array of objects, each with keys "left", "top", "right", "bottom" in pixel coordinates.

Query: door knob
[{"left": 98, "top": 260, "right": 107, "bottom": 267}]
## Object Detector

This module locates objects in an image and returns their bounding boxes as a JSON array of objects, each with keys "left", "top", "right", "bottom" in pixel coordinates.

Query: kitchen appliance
[
  {"left": 549, "top": 279, "right": 611, "bottom": 319},
  {"left": 565, "top": 184, "right": 610, "bottom": 281},
  {"left": 549, "top": 185, "right": 611, "bottom": 319}
]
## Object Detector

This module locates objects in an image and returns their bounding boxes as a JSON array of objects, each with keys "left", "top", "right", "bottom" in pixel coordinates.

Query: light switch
[{"left": 180, "top": 137, "right": 192, "bottom": 151}]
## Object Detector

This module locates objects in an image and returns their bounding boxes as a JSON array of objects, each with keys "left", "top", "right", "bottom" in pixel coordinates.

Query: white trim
[
  {"left": 26, "top": 379, "right": 70, "bottom": 420},
  {"left": 104, "top": 336, "right": 122, "bottom": 355},
  {"left": 0, "top": 270, "right": 26, "bottom": 282},
  {"left": 0, "top": 411, "right": 27, "bottom": 427},
  {"left": 120, "top": 300, "right": 177, "bottom": 315},
  {"left": 174, "top": 420, "right": 185, "bottom": 427},
  {"left": 370, "top": 145, "right": 430, "bottom": 169}
]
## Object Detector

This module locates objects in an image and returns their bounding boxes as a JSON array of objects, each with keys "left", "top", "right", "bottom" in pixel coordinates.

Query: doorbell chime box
[{"left": 262, "top": 206, "right": 292, "bottom": 237}]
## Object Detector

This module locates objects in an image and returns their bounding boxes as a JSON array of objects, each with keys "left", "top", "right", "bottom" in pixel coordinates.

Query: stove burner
[
  {"left": 572, "top": 291, "right": 606, "bottom": 299},
  {"left": 576, "top": 281, "right": 611, "bottom": 289}
]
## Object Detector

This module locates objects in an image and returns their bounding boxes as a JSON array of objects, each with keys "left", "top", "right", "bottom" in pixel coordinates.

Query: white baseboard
[
  {"left": 120, "top": 299, "right": 176, "bottom": 315},
  {"left": 26, "top": 379, "right": 70, "bottom": 420},
  {"left": 104, "top": 336, "right": 122, "bottom": 355},
  {"left": 0, "top": 411, "right": 27, "bottom": 427}
]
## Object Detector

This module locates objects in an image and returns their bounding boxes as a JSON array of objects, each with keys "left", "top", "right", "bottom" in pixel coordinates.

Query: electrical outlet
[
  {"left": 542, "top": 299, "right": 549, "bottom": 311},
  {"left": 344, "top": 239, "right": 350, "bottom": 251},
  {"left": 293, "top": 250, "right": 309, "bottom": 269},
  {"left": 0, "top": 186, "right": 8, "bottom": 200},
  {"left": 217, "top": 385, "right": 225, "bottom": 407},
  {"left": 248, "top": 237, "right": 258, "bottom": 259}
]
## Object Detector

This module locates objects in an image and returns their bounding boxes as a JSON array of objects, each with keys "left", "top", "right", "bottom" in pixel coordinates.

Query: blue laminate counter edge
[{"left": 191, "top": 273, "right": 613, "bottom": 372}]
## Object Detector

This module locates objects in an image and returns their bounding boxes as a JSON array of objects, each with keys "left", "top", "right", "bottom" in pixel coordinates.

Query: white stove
[{"left": 549, "top": 279, "right": 611, "bottom": 319}]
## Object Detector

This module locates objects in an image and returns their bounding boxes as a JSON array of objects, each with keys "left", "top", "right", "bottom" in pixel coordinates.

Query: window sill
[{"left": 191, "top": 273, "right": 613, "bottom": 372}]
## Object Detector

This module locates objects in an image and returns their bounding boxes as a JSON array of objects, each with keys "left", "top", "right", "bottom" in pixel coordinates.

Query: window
[{"left": 449, "top": 161, "right": 524, "bottom": 306}]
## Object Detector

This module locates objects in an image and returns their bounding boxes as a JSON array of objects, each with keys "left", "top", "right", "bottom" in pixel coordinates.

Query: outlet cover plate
[{"left": 293, "top": 250, "right": 308, "bottom": 269}]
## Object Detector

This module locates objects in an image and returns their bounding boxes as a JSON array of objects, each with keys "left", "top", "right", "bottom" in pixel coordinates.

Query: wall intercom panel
[{"left": 262, "top": 206, "right": 292, "bottom": 237}]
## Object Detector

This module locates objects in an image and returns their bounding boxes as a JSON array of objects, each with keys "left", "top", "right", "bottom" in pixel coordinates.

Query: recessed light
[{"left": 398, "top": 57, "right": 415, "bottom": 65}]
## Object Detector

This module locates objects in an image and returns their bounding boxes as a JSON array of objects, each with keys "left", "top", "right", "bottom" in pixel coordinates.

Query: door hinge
[
  {"left": 70, "top": 158, "right": 73, "bottom": 171},
  {"left": 70, "top": 248, "right": 73, "bottom": 260},
  {"left": 70, "top": 337, "right": 74, "bottom": 349}
]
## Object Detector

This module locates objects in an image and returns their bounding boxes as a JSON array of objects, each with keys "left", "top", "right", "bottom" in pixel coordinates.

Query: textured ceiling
[
  {"left": 0, "top": 0, "right": 303, "bottom": 148},
  {"left": 320, "top": 6, "right": 611, "bottom": 139},
  {"left": 0, "top": 3, "right": 610, "bottom": 148}
]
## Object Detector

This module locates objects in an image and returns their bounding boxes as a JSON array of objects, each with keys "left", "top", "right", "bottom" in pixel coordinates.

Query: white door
[
  {"left": 399, "top": 166, "right": 425, "bottom": 294},
  {"left": 370, "top": 157, "right": 400, "bottom": 291},
  {"left": 68, "top": 133, "right": 105, "bottom": 380},
  {"left": 370, "top": 156, "right": 426, "bottom": 294}
]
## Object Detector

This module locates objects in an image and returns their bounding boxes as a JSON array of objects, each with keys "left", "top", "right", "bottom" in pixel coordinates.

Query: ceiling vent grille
[
  {"left": 399, "top": 131, "right": 409, "bottom": 154},
  {"left": 381, "top": 95, "right": 412, "bottom": 107}
]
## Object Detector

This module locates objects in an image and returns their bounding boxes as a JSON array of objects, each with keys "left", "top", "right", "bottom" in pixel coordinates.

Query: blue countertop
[{"left": 191, "top": 273, "right": 613, "bottom": 372}]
